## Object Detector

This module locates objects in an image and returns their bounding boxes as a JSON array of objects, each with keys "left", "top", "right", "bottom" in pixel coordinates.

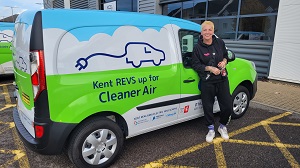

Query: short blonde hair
[{"left": 201, "top": 21, "right": 214, "bottom": 31}]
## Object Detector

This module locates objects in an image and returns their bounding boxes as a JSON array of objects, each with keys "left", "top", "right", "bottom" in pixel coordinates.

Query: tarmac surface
[{"left": 252, "top": 79, "right": 300, "bottom": 114}]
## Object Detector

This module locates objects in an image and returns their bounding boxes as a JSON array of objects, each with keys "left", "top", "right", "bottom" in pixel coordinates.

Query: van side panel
[
  {"left": 40, "top": 10, "right": 200, "bottom": 137},
  {"left": 44, "top": 24, "right": 181, "bottom": 124}
]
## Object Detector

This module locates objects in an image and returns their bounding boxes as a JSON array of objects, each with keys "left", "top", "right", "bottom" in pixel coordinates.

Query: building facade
[
  {"left": 268, "top": 0, "right": 300, "bottom": 84},
  {"left": 42, "top": 0, "right": 299, "bottom": 84},
  {"left": 43, "top": 0, "right": 278, "bottom": 42}
]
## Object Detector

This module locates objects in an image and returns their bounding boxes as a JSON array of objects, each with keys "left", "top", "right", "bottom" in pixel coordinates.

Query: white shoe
[
  {"left": 206, "top": 130, "right": 215, "bottom": 143},
  {"left": 218, "top": 126, "right": 229, "bottom": 140}
]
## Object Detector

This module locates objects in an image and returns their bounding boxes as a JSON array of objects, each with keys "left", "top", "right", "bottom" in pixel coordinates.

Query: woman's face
[{"left": 201, "top": 24, "right": 214, "bottom": 41}]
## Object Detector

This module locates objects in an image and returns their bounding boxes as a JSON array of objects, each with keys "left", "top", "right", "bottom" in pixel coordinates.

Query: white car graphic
[{"left": 75, "top": 42, "right": 166, "bottom": 71}]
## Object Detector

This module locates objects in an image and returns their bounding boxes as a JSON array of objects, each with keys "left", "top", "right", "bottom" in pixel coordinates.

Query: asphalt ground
[{"left": 1, "top": 74, "right": 300, "bottom": 168}]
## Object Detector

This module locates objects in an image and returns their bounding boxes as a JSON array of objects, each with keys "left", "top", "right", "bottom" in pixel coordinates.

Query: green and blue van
[
  {"left": 0, "top": 22, "right": 14, "bottom": 75},
  {"left": 12, "top": 9, "right": 257, "bottom": 167}
]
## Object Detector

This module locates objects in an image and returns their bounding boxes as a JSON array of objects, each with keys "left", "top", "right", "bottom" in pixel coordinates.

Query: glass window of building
[
  {"left": 162, "top": 0, "right": 279, "bottom": 41},
  {"left": 181, "top": 0, "right": 206, "bottom": 19},
  {"left": 132, "top": 0, "right": 137, "bottom": 12},
  {"left": 193, "top": 0, "right": 206, "bottom": 19},
  {"left": 162, "top": 1, "right": 206, "bottom": 19},
  {"left": 182, "top": 1, "right": 194, "bottom": 19},
  {"left": 241, "top": 0, "right": 279, "bottom": 15},
  {"left": 238, "top": 16, "right": 276, "bottom": 40},
  {"left": 192, "top": 20, "right": 204, "bottom": 26},
  {"left": 162, "top": 2, "right": 182, "bottom": 18},
  {"left": 209, "top": 18, "right": 237, "bottom": 40},
  {"left": 208, "top": 0, "right": 239, "bottom": 17},
  {"left": 117, "top": 0, "right": 132, "bottom": 11}
]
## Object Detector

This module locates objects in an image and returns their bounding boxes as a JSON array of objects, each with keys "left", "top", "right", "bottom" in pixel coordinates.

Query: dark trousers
[{"left": 201, "top": 78, "right": 232, "bottom": 126}]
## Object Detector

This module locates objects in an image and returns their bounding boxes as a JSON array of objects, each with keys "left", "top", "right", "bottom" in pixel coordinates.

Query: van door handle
[{"left": 183, "top": 79, "right": 195, "bottom": 83}]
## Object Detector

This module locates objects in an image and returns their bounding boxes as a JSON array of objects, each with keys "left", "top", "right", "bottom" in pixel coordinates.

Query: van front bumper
[{"left": 13, "top": 107, "right": 77, "bottom": 155}]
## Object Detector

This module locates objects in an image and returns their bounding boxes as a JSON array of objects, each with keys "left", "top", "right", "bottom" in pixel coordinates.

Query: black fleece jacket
[{"left": 191, "top": 35, "right": 228, "bottom": 82}]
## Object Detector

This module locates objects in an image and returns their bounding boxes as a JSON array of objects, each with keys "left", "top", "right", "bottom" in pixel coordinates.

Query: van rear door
[{"left": 13, "top": 11, "right": 45, "bottom": 138}]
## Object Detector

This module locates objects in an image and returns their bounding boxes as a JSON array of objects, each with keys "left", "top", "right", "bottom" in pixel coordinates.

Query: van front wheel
[
  {"left": 67, "top": 117, "right": 124, "bottom": 168},
  {"left": 231, "top": 85, "right": 250, "bottom": 119}
]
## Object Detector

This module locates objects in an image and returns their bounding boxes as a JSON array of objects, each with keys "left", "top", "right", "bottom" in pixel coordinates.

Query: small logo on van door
[
  {"left": 15, "top": 56, "right": 28, "bottom": 72},
  {"left": 75, "top": 42, "right": 166, "bottom": 70},
  {"left": 183, "top": 105, "right": 189, "bottom": 113}
]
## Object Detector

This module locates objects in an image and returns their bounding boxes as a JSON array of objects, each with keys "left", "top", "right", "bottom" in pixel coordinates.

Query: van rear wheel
[{"left": 67, "top": 117, "right": 124, "bottom": 168}]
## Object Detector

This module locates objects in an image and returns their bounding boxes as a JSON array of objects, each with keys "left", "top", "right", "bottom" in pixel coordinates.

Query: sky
[{"left": 0, "top": 0, "right": 44, "bottom": 20}]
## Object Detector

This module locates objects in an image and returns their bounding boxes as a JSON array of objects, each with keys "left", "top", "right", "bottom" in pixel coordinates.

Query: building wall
[
  {"left": 269, "top": 0, "right": 300, "bottom": 83},
  {"left": 43, "top": 0, "right": 53, "bottom": 8},
  {"left": 138, "top": 0, "right": 162, "bottom": 14},
  {"left": 44, "top": 0, "right": 98, "bottom": 9}
]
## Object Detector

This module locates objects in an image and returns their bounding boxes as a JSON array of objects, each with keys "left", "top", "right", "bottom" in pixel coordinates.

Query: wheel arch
[
  {"left": 234, "top": 80, "right": 254, "bottom": 100},
  {"left": 64, "top": 111, "right": 128, "bottom": 149}
]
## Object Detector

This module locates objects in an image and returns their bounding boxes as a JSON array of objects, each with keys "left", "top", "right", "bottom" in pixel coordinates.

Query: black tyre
[
  {"left": 67, "top": 117, "right": 124, "bottom": 168},
  {"left": 231, "top": 85, "right": 250, "bottom": 119}
]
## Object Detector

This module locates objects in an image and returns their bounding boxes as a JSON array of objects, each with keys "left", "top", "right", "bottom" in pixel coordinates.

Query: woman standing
[{"left": 191, "top": 21, "right": 232, "bottom": 143}]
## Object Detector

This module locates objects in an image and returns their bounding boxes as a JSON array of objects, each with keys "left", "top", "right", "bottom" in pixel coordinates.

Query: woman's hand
[
  {"left": 218, "top": 59, "right": 227, "bottom": 69},
  {"left": 209, "top": 66, "right": 221, "bottom": 75}
]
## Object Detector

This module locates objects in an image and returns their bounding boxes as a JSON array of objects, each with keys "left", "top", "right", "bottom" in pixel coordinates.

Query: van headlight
[{"left": 251, "top": 61, "right": 256, "bottom": 71}]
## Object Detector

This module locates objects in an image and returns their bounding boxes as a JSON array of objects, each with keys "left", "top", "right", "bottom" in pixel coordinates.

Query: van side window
[{"left": 179, "top": 30, "right": 199, "bottom": 68}]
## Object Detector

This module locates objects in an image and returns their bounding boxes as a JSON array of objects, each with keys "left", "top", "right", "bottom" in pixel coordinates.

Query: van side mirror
[{"left": 227, "top": 49, "right": 235, "bottom": 62}]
